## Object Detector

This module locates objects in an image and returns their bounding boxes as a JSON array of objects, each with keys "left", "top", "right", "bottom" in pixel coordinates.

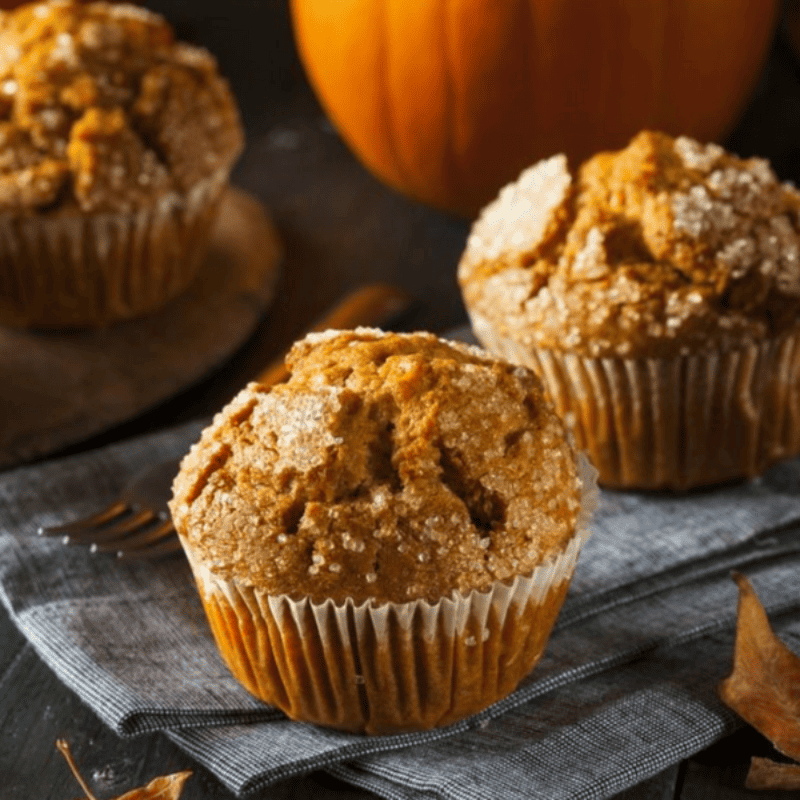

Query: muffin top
[
  {"left": 459, "top": 131, "right": 800, "bottom": 358},
  {"left": 169, "top": 329, "right": 583, "bottom": 605},
  {"left": 0, "top": 0, "right": 243, "bottom": 215}
]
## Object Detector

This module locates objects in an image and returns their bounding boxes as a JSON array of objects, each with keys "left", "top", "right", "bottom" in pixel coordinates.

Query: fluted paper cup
[
  {"left": 471, "top": 312, "right": 800, "bottom": 490},
  {"left": 0, "top": 170, "right": 229, "bottom": 329},
  {"left": 179, "top": 456, "right": 597, "bottom": 735}
]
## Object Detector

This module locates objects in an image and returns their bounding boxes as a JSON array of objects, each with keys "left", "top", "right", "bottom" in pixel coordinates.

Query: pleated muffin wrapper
[
  {"left": 470, "top": 312, "right": 800, "bottom": 491},
  {"left": 179, "top": 456, "right": 598, "bottom": 736},
  {"left": 0, "top": 169, "right": 229, "bottom": 329}
]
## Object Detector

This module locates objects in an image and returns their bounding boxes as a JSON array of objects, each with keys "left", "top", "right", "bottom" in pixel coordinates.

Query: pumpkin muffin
[
  {"left": 169, "top": 328, "right": 596, "bottom": 734},
  {"left": 0, "top": 0, "right": 243, "bottom": 328},
  {"left": 459, "top": 130, "right": 800, "bottom": 490}
]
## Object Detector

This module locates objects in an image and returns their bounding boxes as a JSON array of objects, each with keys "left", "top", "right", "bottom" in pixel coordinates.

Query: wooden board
[{"left": 0, "top": 187, "right": 282, "bottom": 470}]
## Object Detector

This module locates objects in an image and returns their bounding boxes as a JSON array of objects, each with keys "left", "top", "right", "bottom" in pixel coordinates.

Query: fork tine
[
  {"left": 38, "top": 500, "right": 129, "bottom": 538},
  {"left": 116, "top": 532, "right": 184, "bottom": 561},
  {"left": 63, "top": 508, "right": 157, "bottom": 545},
  {"left": 89, "top": 517, "right": 174, "bottom": 554}
]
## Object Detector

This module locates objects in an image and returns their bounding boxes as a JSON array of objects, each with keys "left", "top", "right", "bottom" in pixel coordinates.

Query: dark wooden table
[{"left": 3, "top": 2, "right": 799, "bottom": 797}]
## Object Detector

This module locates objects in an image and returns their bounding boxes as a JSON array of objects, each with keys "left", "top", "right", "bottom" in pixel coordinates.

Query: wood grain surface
[{"left": 0, "top": 188, "right": 281, "bottom": 470}]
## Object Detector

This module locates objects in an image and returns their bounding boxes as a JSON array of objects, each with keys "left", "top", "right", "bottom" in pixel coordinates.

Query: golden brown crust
[
  {"left": 0, "top": 0, "right": 243, "bottom": 215},
  {"left": 459, "top": 131, "right": 800, "bottom": 358},
  {"left": 170, "top": 329, "right": 582, "bottom": 605}
]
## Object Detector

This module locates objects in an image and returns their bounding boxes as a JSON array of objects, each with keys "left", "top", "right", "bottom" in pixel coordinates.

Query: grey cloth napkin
[{"left": 1, "top": 419, "right": 800, "bottom": 799}]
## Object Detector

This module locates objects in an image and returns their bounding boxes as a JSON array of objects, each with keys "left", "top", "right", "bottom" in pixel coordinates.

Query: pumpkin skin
[{"left": 290, "top": 0, "right": 779, "bottom": 217}]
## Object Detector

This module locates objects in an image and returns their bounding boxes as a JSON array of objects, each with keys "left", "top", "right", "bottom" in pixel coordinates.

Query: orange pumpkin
[{"left": 290, "top": 0, "right": 779, "bottom": 217}]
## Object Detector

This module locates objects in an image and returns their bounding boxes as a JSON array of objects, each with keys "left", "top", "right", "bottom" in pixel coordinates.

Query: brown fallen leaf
[
  {"left": 56, "top": 739, "right": 192, "bottom": 800},
  {"left": 717, "top": 572, "right": 800, "bottom": 763},
  {"left": 746, "top": 757, "right": 800, "bottom": 791}
]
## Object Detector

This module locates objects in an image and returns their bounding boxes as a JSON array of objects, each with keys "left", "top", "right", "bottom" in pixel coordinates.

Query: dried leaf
[
  {"left": 112, "top": 772, "right": 193, "bottom": 800},
  {"left": 717, "top": 572, "right": 800, "bottom": 762},
  {"left": 746, "top": 757, "right": 800, "bottom": 790},
  {"left": 57, "top": 740, "right": 192, "bottom": 800}
]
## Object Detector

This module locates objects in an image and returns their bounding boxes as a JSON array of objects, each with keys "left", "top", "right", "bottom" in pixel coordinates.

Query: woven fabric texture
[{"left": 1, "top": 420, "right": 799, "bottom": 798}]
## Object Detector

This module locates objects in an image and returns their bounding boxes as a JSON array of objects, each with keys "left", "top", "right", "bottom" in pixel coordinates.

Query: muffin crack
[
  {"left": 437, "top": 443, "right": 506, "bottom": 535},
  {"left": 169, "top": 329, "right": 583, "bottom": 604},
  {"left": 365, "top": 410, "right": 402, "bottom": 494}
]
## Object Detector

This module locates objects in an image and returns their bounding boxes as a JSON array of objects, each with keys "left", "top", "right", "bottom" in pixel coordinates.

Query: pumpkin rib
[
  {"left": 521, "top": 0, "right": 544, "bottom": 163},
  {"left": 378, "top": 0, "right": 414, "bottom": 197},
  {"left": 438, "top": 0, "right": 489, "bottom": 211},
  {"left": 643, "top": 3, "right": 660, "bottom": 133},
  {"left": 596, "top": 2, "right": 612, "bottom": 150},
  {"left": 650, "top": 0, "right": 668, "bottom": 132},
  {"left": 661, "top": 0, "right": 686, "bottom": 135},
  {"left": 438, "top": 0, "right": 460, "bottom": 204},
  {"left": 602, "top": 1, "right": 629, "bottom": 139}
]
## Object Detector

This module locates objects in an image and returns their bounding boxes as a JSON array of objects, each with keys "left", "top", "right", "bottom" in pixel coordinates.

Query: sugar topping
[
  {"left": 0, "top": 0, "right": 243, "bottom": 214},
  {"left": 459, "top": 131, "right": 800, "bottom": 358},
  {"left": 465, "top": 154, "right": 571, "bottom": 264},
  {"left": 170, "top": 329, "right": 583, "bottom": 605},
  {"left": 673, "top": 135, "right": 724, "bottom": 172}
]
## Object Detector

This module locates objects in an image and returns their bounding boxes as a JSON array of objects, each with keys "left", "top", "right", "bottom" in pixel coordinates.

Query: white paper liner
[
  {"left": 180, "top": 455, "right": 597, "bottom": 735},
  {"left": 0, "top": 169, "right": 228, "bottom": 328},
  {"left": 470, "top": 312, "right": 800, "bottom": 490}
]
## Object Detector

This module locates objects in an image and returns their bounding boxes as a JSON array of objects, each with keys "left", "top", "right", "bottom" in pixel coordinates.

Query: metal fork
[
  {"left": 39, "top": 458, "right": 183, "bottom": 559},
  {"left": 37, "top": 283, "right": 413, "bottom": 559}
]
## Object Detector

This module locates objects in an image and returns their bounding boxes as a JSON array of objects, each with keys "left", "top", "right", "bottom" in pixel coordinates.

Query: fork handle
[{"left": 254, "top": 283, "right": 413, "bottom": 386}]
